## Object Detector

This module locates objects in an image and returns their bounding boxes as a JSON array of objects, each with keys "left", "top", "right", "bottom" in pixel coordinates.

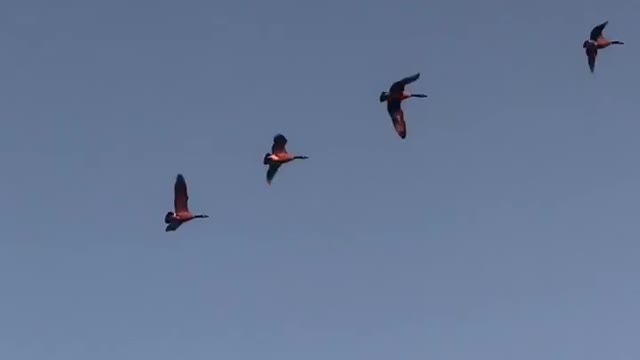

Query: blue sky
[{"left": 0, "top": 0, "right": 639, "bottom": 359}]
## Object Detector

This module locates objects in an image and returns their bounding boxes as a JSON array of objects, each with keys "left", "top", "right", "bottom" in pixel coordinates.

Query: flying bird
[
  {"left": 164, "top": 174, "right": 209, "bottom": 232},
  {"left": 583, "top": 21, "right": 624, "bottom": 73},
  {"left": 263, "top": 134, "right": 308, "bottom": 185},
  {"left": 379, "top": 73, "right": 427, "bottom": 139}
]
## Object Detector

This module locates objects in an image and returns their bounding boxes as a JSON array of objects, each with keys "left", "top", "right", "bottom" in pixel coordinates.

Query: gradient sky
[{"left": 1, "top": 0, "right": 639, "bottom": 359}]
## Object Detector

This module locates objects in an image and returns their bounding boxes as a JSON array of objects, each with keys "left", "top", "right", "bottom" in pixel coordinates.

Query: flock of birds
[{"left": 163, "top": 20, "right": 624, "bottom": 232}]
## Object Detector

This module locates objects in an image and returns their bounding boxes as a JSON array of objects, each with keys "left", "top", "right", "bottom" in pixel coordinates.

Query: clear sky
[{"left": 1, "top": 0, "right": 638, "bottom": 359}]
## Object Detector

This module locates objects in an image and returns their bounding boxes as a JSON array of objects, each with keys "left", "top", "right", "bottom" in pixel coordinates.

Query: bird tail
[
  {"left": 164, "top": 212, "right": 174, "bottom": 224},
  {"left": 379, "top": 91, "right": 388, "bottom": 102},
  {"left": 263, "top": 153, "right": 271, "bottom": 165}
]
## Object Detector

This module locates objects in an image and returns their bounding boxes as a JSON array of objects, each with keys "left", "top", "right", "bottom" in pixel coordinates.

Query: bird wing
[
  {"left": 165, "top": 221, "right": 182, "bottom": 232},
  {"left": 590, "top": 21, "right": 608, "bottom": 41},
  {"left": 266, "top": 164, "right": 281, "bottom": 185},
  {"left": 587, "top": 47, "right": 597, "bottom": 73},
  {"left": 174, "top": 174, "right": 189, "bottom": 213},
  {"left": 387, "top": 99, "right": 403, "bottom": 117},
  {"left": 390, "top": 109, "right": 407, "bottom": 139},
  {"left": 389, "top": 73, "right": 420, "bottom": 95},
  {"left": 271, "top": 133, "right": 288, "bottom": 155}
]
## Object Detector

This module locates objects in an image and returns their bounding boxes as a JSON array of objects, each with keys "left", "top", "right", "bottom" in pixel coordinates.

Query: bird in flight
[
  {"left": 263, "top": 134, "right": 308, "bottom": 185},
  {"left": 164, "top": 174, "right": 209, "bottom": 232},
  {"left": 379, "top": 73, "right": 427, "bottom": 139},
  {"left": 583, "top": 21, "right": 624, "bottom": 73}
]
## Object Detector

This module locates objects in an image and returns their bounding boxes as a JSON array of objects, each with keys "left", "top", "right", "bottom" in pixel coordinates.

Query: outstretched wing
[
  {"left": 389, "top": 73, "right": 420, "bottom": 95},
  {"left": 390, "top": 109, "right": 407, "bottom": 139},
  {"left": 387, "top": 99, "right": 403, "bottom": 118},
  {"left": 590, "top": 21, "right": 608, "bottom": 41},
  {"left": 271, "top": 133, "right": 288, "bottom": 155},
  {"left": 174, "top": 174, "right": 189, "bottom": 213},
  {"left": 165, "top": 221, "right": 182, "bottom": 232},
  {"left": 266, "top": 164, "right": 281, "bottom": 185},
  {"left": 587, "top": 47, "right": 597, "bottom": 73}
]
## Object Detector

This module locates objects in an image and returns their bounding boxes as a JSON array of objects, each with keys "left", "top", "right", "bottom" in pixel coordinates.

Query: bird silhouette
[
  {"left": 583, "top": 21, "right": 624, "bottom": 73},
  {"left": 164, "top": 174, "right": 209, "bottom": 232},
  {"left": 263, "top": 134, "right": 308, "bottom": 185},
  {"left": 379, "top": 73, "right": 427, "bottom": 139}
]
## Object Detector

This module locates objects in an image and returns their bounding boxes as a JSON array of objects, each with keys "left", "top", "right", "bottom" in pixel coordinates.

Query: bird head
[
  {"left": 582, "top": 40, "right": 591, "bottom": 48},
  {"left": 379, "top": 91, "right": 388, "bottom": 103}
]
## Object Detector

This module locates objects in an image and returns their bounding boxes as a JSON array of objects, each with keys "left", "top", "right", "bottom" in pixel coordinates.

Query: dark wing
[
  {"left": 165, "top": 221, "right": 182, "bottom": 232},
  {"left": 271, "top": 133, "right": 288, "bottom": 155},
  {"left": 174, "top": 174, "right": 189, "bottom": 213},
  {"left": 266, "top": 164, "right": 281, "bottom": 185},
  {"left": 590, "top": 21, "right": 608, "bottom": 41},
  {"left": 390, "top": 109, "right": 407, "bottom": 139},
  {"left": 587, "top": 48, "right": 597, "bottom": 73},
  {"left": 387, "top": 99, "right": 403, "bottom": 118},
  {"left": 389, "top": 73, "right": 420, "bottom": 95}
]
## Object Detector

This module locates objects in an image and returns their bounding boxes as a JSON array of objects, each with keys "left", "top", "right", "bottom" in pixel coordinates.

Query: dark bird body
[
  {"left": 583, "top": 21, "right": 624, "bottom": 73},
  {"left": 263, "top": 134, "right": 308, "bottom": 185},
  {"left": 379, "top": 73, "right": 427, "bottom": 139},
  {"left": 164, "top": 174, "right": 209, "bottom": 232}
]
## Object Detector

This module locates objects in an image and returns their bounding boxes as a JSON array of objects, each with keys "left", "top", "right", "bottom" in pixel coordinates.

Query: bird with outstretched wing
[{"left": 379, "top": 73, "right": 427, "bottom": 139}]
